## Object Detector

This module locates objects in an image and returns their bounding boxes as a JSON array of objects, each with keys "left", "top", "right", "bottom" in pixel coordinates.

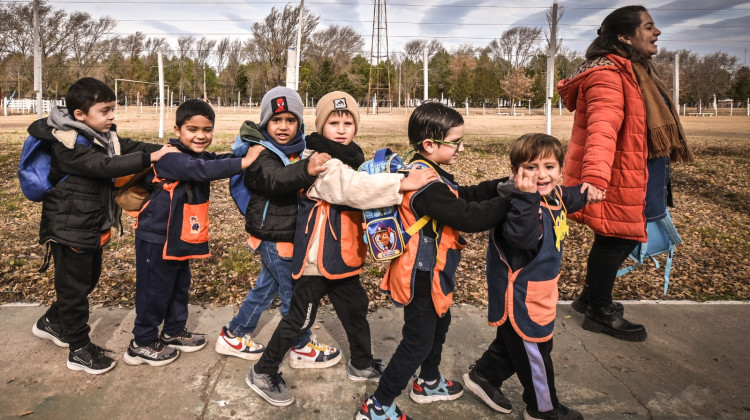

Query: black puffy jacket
[
  {"left": 27, "top": 118, "right": 161, "bottom": 250},
  {"left": 243, "top": 148, "right": 315, "bottom": 242}
]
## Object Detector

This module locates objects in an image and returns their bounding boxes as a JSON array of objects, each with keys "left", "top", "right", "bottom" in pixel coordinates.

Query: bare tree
[
  {"left": 247, "top": 4, "right": 319, "bottom": 86},
  {"left": 194, "top": 37, "right": 217, "bottom": 98},
  {"left": 68, "top": 15, "right": 117, "bottom": 78},
  {"left": 176, "top": 36, "right": 195, "bottom": 101},
  {"left": 490, "top": 27, "right": 542, "bottom": 69},
  {"left": 306, "top": 25, "right": 364, "bottom": 75},
  {"left": 402, "top": 39, "right": 443, "bottom": 63}
]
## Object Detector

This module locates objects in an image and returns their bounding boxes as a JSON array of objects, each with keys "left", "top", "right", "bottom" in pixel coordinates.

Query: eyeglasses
[{"left": 420, "top": 138, "right": 464, "bottom": 148}]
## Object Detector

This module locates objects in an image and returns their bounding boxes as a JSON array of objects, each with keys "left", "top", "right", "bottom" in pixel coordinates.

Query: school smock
[
  {"left": 486, "top": 185, "right": 586, "bottom": 342},
  {"left": 134, "top": 138, "right": 243, "bottom": 260},
  {"left": 290, "top": 153, "right": 404, "bottom": 279},
  {"left": 379, "top": 155, "right": 512, "bottom": 317}
]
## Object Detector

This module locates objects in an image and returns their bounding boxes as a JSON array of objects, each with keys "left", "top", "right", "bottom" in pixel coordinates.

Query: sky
[{"left": 49, "top": 0, "right": 750, "bottom": 66}]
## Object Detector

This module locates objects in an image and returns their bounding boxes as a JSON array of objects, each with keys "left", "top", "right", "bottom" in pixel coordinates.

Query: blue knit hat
[{"left": 259, "top": 86, "right": 304, "bottom": 129}]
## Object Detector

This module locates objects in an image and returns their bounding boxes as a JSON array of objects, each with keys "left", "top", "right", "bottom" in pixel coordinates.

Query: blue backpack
[
  {"left": 18, "top": 134, "right": 91, "bottom": 202},
  {"left": 358, "top": 148, "right": 433, "bottom": 261},
  {"left": 616, "top": 209, "right": 682, "bottom": 295},
  {"left": 229, "top": 134, "right": 290, "bottom": 215}
]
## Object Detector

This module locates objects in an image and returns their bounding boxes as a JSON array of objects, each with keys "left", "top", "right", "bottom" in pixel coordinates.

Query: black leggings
[{"left": 581, "top": 234, "right": 639, "bottom": 308}]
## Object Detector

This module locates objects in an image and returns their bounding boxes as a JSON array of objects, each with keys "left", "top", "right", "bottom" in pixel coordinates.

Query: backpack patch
[
  {"left": 359, "top": 148, "right": 433, "bottom": 261},
  {"left": 18, "top": 134, "right": 90, "bottom": 202}
]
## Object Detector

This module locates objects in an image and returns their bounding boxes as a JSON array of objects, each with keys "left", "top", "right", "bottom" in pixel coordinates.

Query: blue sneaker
[
  {"left": 355, "top": 395, "right": 411, "bottom": 420},
  {"left": 409, "top": 375, "right": 464, "bottom": 404}
]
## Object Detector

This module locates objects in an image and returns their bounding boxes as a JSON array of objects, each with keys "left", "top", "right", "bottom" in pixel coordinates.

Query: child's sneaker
[
  {"left": 409, "top": 375, "right": 464, "bottom": 404},
  {"left": 246, "top": 366, "right": 294, "bottom": 407},
  {"left": 124, "top": 338, "right": 180, "bottom": 366},
  {"left": 32, "top": 315, "right": 68, "bottom": 348},
  {"left": 524, "top": 404, "right": 583, "bottom": 420},
  {"left": 346, "top": 359, "right": 386, "bottom": 382},
  {"left": 462, "top": 366, "right": 512, "bottom": 413},
  {"left": 67, "top": 342, "right": 116, "bottom": 375},
  {"left": 215, "top": 326, "right": 264, "bottom": 360},
  {"left": 288, "top": 336, "right": 341, "bottom": 369},
  {"left": 160, "top": 329, "right": 207, "bottom": 352},
  {"left": 355, "top": 394, "right": 412, "bottom": 420}
]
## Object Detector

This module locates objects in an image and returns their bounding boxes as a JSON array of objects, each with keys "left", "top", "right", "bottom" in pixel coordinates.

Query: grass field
[{"left": 1, "top": 108, "right": 748, "bottom": 308}]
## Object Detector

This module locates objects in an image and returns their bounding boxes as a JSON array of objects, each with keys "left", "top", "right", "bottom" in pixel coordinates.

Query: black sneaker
[
  {"left": 524, "top": 404, "right": 583, "bottom": 420},
  {"left": 67, "top": 342, "right": 116, "bottom": 375},
  {"left": 160, "top": 329, "right": 207, "bottom": 353},
  {"left": 124, "top": 339, "right": 180, "bottom": 366},
  {"left": 462, "top": 367, "right": 512, "bottom": 413},
  {"left": 32, "top": 315, "right": 68, "bottom": 348},
  {"left": 355, "top": 394, "right": 413, "bottom": 420}
]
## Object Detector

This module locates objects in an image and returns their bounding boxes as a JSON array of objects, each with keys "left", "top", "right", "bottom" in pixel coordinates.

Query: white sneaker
[
  {"left": 215, "top": 326, "right": 264, "bottom": 360},
  {"left": 288, "top": 336, "right": 341, "bottom": 369}
]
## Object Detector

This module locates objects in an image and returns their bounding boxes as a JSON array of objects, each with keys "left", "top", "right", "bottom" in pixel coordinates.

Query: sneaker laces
[
  {"left": 268, "top": 372, "right": 286, "bottom": 392},
  {"left": 148, "top": 339, "right": 167, "bottom": 352},
  {"left": 371, "top": 359, "right": 385, "bottom": 374}
]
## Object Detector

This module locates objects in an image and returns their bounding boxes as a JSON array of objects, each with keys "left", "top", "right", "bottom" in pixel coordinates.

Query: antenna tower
[{"left": 367, "top": 0, "right": 391, "bottom": 113}]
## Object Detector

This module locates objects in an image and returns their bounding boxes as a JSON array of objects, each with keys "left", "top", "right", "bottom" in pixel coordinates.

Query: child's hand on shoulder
[
  {"left": 241, "top": 145, "right": 264, "bottom": 169},
  {"left": 307, "top": 152, "right": 331, "bottom": 176},
  {"left": 514, "top": 167, "right": 538, "bottom": 194},
  {"left": 399, "top": 167, "right": 438, "bottom": 192},
  {"left": 150, "top": 145, "right": 180, "bottom": 162}
]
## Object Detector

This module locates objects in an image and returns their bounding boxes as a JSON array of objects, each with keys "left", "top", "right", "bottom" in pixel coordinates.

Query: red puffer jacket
[{"left": 557, "top": 53, "right": 648, "bottom": 242}]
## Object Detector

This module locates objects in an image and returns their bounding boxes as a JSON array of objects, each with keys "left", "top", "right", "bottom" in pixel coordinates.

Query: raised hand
[{"left": 307, "top": 152, "right": 332, "bottom": 176}]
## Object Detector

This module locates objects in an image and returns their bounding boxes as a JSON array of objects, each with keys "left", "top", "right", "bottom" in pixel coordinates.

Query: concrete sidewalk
[{"left": 1, "top": 302, "right": 748, "bottom": 419}]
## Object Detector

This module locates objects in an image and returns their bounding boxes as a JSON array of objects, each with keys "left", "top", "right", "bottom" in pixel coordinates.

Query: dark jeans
[
  {"left": 133, "top": 238, "right": 191, "bottom": 346},
  {"left": 254, "top": 274, "right": 373, "bottom": 374},
  {"left": 580, "top": 233, "right": 639, "bottom": 308},
  {"left": 44, "top": 243, "right": 103, "bottom": 351},
  {"left": 374, "top": 274, "right": 451, "bottom": 407},
  {"left": 474, "top": 322, "right": 557, "bottom": 412}
]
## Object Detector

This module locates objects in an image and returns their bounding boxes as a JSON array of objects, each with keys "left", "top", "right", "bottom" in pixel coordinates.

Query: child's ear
[
  {"left": 72, "top": 109, "right": 86, "bottom": 122},
  {"left": 421, "top": 139, "right": 434, "bottom": 153},
  {"left": 510, "top": 165, "right": 518, "bottom": 175},
  {"left": 173, "top": 124, "right": 180, "bottom": 137}
]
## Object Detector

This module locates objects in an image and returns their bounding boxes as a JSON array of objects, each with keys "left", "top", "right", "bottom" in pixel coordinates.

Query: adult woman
[{"left": 557, "top": 6, "right": 692, "bottom": 342}]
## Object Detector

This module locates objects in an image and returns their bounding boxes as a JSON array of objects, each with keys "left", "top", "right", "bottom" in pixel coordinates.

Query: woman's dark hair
[
  {"left": 585, "top": 5, "right": 648, "bottom": 62},
  {"left": 408, "top": 101, "right": 464, "bottom": 151},
  {"left": 65, "top": 77, "right": 116, "bottom": 114},
  {"left": 175, "top": 99, "right": 216, "bottom": 127}
]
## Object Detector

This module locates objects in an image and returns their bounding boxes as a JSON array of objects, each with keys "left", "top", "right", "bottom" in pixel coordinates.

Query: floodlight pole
[
  {"left": 295, "top": 0, "right": 304, "bottom": 91},
  {"left": 33, "top": 0, "right": 43, "bottom": 117},
  {"left": 158, "top": 52, "right": 165, "bottom": 138},
  {"left": 545, "top": 1, "right": 558, "bottom": 135}
]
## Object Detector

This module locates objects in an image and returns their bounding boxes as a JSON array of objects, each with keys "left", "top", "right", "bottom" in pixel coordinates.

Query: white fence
[{"left": 3, "top": 98, "right": 64, "bottom": 115}]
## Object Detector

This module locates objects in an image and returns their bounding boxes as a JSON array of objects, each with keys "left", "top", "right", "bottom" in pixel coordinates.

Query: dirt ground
[{"left": 1, "top": 107, "right": 748, "bottom": 308}]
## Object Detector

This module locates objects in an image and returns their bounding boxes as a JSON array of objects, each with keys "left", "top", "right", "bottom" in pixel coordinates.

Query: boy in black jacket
[
  {"left": 29, "top": 77, "right": 176, "bottom": 374},
  {"left": 357, "top": 102, "right": 513, "bottom": 420},
  {"left": 215, "top": 87, "right": 335, "bottom": 364},
  {"left": 125, "top": 100, "right": 262, "bottom": 367}
]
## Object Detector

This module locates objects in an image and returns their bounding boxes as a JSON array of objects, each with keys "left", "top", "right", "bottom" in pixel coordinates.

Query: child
[
  {"left": 247, "top": 91, "right": 438, "bottom": 407},
  {"left": 124, "top": 99, "right": 262, "bottom": 366},
  {"left": 215, "top": 86, "right": 336, "bottom": 363},
  {"left": 357, "top": 102, "right": 513, "bottom": 420},
  {"left": 29, "top": 77, "right": 176, "bottom": 374},
  {"left": 463, "top": 133, "right": 589, "bottom": 420}
]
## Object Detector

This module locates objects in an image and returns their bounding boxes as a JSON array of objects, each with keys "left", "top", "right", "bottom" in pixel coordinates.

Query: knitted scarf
[
  {"left": 259, "top": 125, "right": 306, "bottom": 157},
  {"left": 631, "top": 62, "right": 694, "bottom": 163},
  {"left": 305, "top": 132, "right": 365, "bottom": 169}
]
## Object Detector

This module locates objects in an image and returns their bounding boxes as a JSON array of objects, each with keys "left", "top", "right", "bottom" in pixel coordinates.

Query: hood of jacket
[
  {"left": 45, "top": 105, "right": 120, "bottom": 156},
  {"left": 557, "top": 55, "right": 637, "bottom": 113}
]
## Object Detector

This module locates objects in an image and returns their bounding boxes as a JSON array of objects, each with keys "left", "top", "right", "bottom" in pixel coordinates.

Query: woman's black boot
[{"left": 583, "top": 305, "right": 647, "bottom": 342}]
